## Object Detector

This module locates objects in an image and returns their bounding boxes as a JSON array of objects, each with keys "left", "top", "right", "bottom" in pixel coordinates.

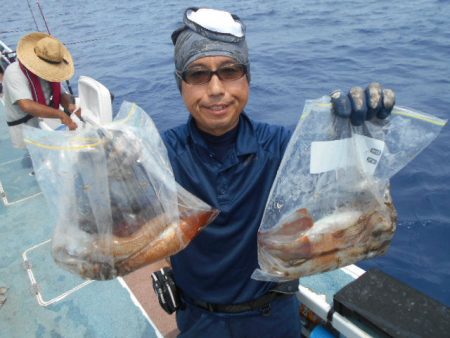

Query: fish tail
[
  {"left": 115, "top": 224, "right": 180, "bottom": 275},
  {"left": 180, "top": 208, "right": 219, "bottom": 241},
  {"left": 265, "top": 207, "right": 314, "bottom": 238},
  {"left": 260, "top": 235, "right": 313, "bottom": 261},
  {"left": 116, "top": 209, "right": 218, "bottom": 275}
]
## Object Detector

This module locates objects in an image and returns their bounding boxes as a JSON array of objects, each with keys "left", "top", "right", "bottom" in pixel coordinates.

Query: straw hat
[{"left": 17, "top": 32, "right": 74, "bottom": 82}]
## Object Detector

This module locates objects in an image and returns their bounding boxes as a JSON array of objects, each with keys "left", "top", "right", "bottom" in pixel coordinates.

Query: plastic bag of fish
[
  {"left": 24, "top": 102, "right": 218, "bottom": 280},
  {"left": 252, "top": 96, "right": 447, "bottom": 282}
]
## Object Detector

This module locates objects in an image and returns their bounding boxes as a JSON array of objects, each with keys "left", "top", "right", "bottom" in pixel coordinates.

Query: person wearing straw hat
[
  {"left": 159, "top": 7, "right": 395, "bottom": 338},
  {"left": 3, "top": 32, "right": 79, "bottom": 148}
]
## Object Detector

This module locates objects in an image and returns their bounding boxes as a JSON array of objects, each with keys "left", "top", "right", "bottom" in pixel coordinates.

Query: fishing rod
[
  {"left": 35, "top": 0, "right": 51, "bottom": 35},
  {"left": 34, "top": 0, "right": 74, "bottom": 96},
  {"left": 26, "top": 0, "right": 40, "bottom": 31}
]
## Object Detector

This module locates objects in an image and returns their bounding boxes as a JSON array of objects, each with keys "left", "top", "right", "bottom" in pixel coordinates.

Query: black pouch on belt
[{"left": 151, "top": 267, "right": 180, "bottom": 314}]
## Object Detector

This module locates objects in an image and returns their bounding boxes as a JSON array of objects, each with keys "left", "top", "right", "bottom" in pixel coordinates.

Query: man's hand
[
  {"left": 18, "top": 99, "right": 78, "bottom": 130},
  {"left": 60, "top": 113, "right": 78, "bottom": 130},
  {"left": 330, "top": 82, "right": 395, "bottom": 126},
  {"left": 68, "top": 103, "right": 82, "bottom": 119}
]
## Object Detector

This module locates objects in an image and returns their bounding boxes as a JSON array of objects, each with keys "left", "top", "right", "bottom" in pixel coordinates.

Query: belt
[
  {"left": 184, "top": 280, "right": 299, "bottom": 314},
  {"left": 7, "top": 114, "right": 34, "bottom": 126},
  {"left": 187, "top": 291, "right": 290, "bottom": 314}
]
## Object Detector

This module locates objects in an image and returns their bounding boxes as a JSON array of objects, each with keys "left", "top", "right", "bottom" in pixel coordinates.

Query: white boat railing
[
  {"left": 297, "top": 265, "right": 376, "bottom": 338},
  {"left": 22, "top": 239, "right": 94, "bottom": 307},
  {"left": 0, "top": 39, "right": 15, "bottom": 69}
]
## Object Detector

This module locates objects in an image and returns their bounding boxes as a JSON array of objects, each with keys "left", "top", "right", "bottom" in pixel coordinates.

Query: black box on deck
[{"left": 333, "top": 268, "right": 450, "bottom": 338}]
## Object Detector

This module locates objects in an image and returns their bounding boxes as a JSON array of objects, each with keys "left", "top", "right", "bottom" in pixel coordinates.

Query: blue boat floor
[{"left": 0, "top": 101, "right": 162, "bottom": 338}]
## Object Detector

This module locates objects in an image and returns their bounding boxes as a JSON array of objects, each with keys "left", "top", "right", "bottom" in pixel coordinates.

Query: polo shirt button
[{"left": 209, "top": 153, "right": 214, "bottom": 158}]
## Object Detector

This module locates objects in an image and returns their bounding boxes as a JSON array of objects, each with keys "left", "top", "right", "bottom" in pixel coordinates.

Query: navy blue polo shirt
[{"left": 162, "top": 113, "right": 291, "bottom": 305}]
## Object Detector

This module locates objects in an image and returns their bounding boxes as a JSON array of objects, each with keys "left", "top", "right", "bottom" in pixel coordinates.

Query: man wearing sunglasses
[{"left": 162, "top": 7, "right": 395, "bottom": 338}]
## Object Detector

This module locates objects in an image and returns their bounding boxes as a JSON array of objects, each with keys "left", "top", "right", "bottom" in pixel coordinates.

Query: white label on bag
[{"left": 310, "top": 134, "right": 385, "bottom": 175}]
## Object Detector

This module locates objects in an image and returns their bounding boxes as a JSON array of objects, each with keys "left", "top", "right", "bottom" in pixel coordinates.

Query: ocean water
[{"left": 3, "top": 0, "right": 450, "bottom": 307}]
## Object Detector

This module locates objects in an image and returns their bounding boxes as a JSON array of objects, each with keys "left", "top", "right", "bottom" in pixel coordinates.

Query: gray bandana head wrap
[{"left": 172, "top": 8, "right": 250, "bottom": 91}]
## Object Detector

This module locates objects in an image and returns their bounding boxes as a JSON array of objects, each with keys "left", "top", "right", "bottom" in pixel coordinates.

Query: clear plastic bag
[
  {"left": 24, "top": 102, "right": 218, "bottom": 280},
  {"left": 253, "top": 96, "right": 447, "bottom": 282}
]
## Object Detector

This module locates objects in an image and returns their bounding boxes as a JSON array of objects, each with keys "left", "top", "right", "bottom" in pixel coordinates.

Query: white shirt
[{"left": 3, "top": 61, "right": 52, "bottom": 148}]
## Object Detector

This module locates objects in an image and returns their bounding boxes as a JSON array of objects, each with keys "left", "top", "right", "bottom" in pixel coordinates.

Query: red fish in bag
[
  {"left": 252, "top": 97, "right": 446, "bottom": 282},
  {"left": 25, "top": 102, "right": 218, "bottom": 280}
]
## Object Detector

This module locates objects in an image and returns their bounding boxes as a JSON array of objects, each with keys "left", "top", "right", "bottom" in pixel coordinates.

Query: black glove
[{"left": 330, "top": 82, "right": 395, "bottom": 126}]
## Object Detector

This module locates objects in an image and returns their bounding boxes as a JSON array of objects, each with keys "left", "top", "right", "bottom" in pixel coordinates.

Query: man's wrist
[
  {"left": 59, "top": 110, "right": 69, "bottom": 122},
  {"left": 66, "top": 103, "right": 75, "bottom": 114},
  {"left": 62, "top": 93, "right": 75, "bottom": 110}
]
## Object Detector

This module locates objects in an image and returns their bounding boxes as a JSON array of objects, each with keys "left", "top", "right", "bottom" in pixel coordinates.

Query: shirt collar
[{"left": 187, "top": 112, "right": 258, "bottom": 155}]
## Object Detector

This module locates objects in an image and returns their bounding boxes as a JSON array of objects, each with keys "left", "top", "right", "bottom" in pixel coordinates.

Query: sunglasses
[{"left": 178, "top": 63, "right": 247, "bottom": 85}]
